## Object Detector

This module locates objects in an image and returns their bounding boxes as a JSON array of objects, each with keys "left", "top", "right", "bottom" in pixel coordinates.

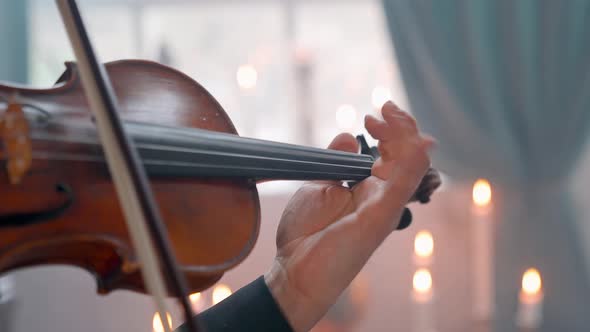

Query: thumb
[{"left": 326, "top": 132, "right": 359, "bottom": 153}]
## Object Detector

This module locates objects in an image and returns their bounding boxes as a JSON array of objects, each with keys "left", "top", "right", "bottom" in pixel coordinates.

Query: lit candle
[
  {"left": 414, "top": 230, "right": 434, "bottom": 266},
  {"left": 189, "top": 292, "right": 206, "bottom": 312},
  {"left": 236, "top": 64, "right": 258, "bottom": 90},
  {"left": 212, "top": 284, "right": 232, "bottom": 306},
  {"left": 412, "top": 268, "right": 434, "bottom": 332},
  {"left": 152, "top": 312, "right": 172, "bottom": 332},
  {"left": 516, "top": 268, "right": 543, "bottom": 329},
  {"left": 471, "top": 179, "right": 494, "bottom": 321}
]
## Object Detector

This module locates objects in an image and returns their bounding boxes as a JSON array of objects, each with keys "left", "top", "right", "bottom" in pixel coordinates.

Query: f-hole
[{"left": 0, "top": 183, "right": 74, "bottom": 227}]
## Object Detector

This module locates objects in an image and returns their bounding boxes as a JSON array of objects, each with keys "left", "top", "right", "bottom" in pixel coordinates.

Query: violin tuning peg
[{"left": 396, "top": 208, "right": 412, "bottom": 230}]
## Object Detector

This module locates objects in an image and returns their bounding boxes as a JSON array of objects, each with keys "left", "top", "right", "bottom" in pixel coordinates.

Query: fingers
[
  {"left": 366, "top": 100, "right": 436, "bottom": 162},
  {"left": 381, "top": 138, "right": 434, "bottom": 202},
  {"left": 365, "top": 101, "right": 416, "bottom": 143},
  {"left": 358, "top": 150, "right": 433, "bottom": 236},
  {"left": 421, "top": 134, "right": 437, "bottom": 150},
  {"left": 364, "top": 114, "right": 390, "bottom": 141},
  {"left": 381, "top": 101, "right": 417, "bottom": 134},
  {"left": 326, "top": 132, "right": 359, "bottom": 153},
  {"left": 307, "top": 133, "right": 359, "bottom": 186},
  {"left": 361, "top": 101, "right": 436, "bottom": 230}
]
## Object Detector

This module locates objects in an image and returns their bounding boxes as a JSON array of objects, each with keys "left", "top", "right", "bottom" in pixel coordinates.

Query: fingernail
[
  {"left": 424, "top": 137, "right": 437, "bottom": 149},
  {"left": 385, "top": 100, "right": 400, "bottom": 110},
  {"left": 382, "top": 103, "right": 395, "bottom": 117}
]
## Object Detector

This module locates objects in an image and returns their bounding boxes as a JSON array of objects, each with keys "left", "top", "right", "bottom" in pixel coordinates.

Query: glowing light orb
[
  {"left": 413, "top": 269, "right": 432, "bottom": 294},
  {"left": 212, "top": 284, "right": 232, "bottom": 305},
  {"left": 522, "top": 268, "right": 542, "bottom": 295},
  {"left": 236, "top": 64, "right": 258, "bottom": 90},
  {"left": 472, "top": 179, "right": 492, "bottom": 207},
  {"left": 152, "top": 312, "right": 172, "bottom": 332},
  {"left": 189, "top": 292, "right": 201, "bottom": 304},
  {"left": 414, "top": 231, "right": 434, "bottom": 258}
]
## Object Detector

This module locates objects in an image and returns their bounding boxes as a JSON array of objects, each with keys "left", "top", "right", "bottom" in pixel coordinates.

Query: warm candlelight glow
[
  {"left": 189, "top": 292, "right": 202, "bottom": 311},
  {"left": 472, "top": 179, "right": 492, "bottom": 207},
  {"left": 522, "top": 268, "right": 542, "bottom": 295},
  {"left": 189, "top": 292, "right": 201, "bottom": 303},
  {"left": 335, "top": 104, "right": 357, "bottom": 129},
  {"left": 471, "top": 178, "right": 494, "bottom": 320},
  {"left": 517, "top": 267, "right": 544, "bottom": 328},
  {"left": 413, "top": 269, "right": 432, "bottom": 294},
  {"left": 371, "top": 86, "right": 392, "bottom": 109},
  {"left": 152, "top": 312, "right": 172, "bottom": 332},
  {"left": 411, "top": 268, "right": 434, "bottom": 331},
  {"left": 236, "top": 64, "right": 258, "bottom": 90},
  {"left": 414, "top": 231, "right": 434, "bottom": 258},
  {"left": 212, "top": 284, "right": 232, "bottom": 305}
]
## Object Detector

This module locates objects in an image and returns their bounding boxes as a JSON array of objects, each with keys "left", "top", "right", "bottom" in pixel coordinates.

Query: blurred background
[{"left": 1, "top": 0, "right": 590, "bottom": 331}]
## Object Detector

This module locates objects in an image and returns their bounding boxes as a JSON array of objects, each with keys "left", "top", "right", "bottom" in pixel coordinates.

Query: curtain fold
[
  {"left": 0, "top": 0, "right": 29, "bottom": 84},
  {"left": 0, "top": 1, "right": 28, "bottom": 332},
  {"left": 381, "top": 1, "right": 590, "bottom": 330}
]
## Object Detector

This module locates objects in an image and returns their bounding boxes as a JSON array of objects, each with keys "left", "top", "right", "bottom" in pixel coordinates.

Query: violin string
[
  {"left": 30, "top": 135, "right": 373, "bottom": 163},
  {"left": 129, "top": 120, "right": 371, "bottom": 160},
  {"left": 30, "top": 150, "right": 372, "bottom": 180},
  {"left": 29, "top": 144, "right": 373, "bottom": 171},
  {"left": 29, "top": 131, "right": 371, "bottom": 164},
  {"left": 27, "top": 116, "right": 374, "bottom": 161},
  {"left": 28, "top": 131, "right": 374, "bottom": 176},
  {"left": 28, "top": 146, "right": 372, "bottom": 170}
]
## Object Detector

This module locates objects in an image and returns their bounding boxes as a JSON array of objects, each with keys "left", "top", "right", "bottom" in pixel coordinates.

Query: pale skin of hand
[{"left": 264, "top": 101, "right": 435, "bottom": 332}]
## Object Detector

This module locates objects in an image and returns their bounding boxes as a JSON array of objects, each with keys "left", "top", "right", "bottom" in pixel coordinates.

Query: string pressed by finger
[{"left": 308, "top": 133, "right": 359, "bottom": 186}]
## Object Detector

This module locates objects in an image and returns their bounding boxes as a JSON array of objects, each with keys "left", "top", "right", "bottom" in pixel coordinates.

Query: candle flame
[
  {"left": 413, "top": 269, "right": 432, "bottom": 293},
  {"left": 152, "top": 312, "right": 172, "bottom": 332},
  {"left": 522, "top": 268, "right": 542, "bottom": 295},
  {"left": 236, "top": 64, "right": 258, "bottom": 90},
  {"left": 472, "top": 179, "right": 492, "bottom": 207},
  {"left": 414, "top": 230, "right": 434, "bottom": 258},
  {"left": 212, "top": 284, "right": 232, "bottom": 305},
  {"left": 189, "top": 292, "right": 201, "bottom": 303}
]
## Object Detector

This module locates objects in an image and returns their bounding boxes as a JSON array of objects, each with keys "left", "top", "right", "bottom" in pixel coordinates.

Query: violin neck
[{"left": 124, "top": 122, "right": 374, "bottom": 182}]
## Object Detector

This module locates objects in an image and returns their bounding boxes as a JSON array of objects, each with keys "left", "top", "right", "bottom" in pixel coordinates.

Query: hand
[{"left": 264, "top": 101, "right": 435, "bottom": 331}]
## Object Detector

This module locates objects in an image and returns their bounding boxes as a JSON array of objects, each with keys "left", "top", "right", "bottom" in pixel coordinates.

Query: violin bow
[{"left": 55, "top": 1, "right": 202, "bottom": 332}]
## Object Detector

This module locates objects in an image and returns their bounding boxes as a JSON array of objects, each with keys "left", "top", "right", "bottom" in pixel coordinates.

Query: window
[{"left": 29, "top": 0, "right": 409, "bottom": 149}]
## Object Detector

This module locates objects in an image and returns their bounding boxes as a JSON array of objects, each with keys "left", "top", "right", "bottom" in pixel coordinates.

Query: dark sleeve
[{"left": 175, "top": 276, "right": 294, "bottom": 332}]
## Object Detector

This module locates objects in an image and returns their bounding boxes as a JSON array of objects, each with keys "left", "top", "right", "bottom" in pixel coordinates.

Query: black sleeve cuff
[{"left": 176, "top": 276, "right": 293, "bottom": 332}]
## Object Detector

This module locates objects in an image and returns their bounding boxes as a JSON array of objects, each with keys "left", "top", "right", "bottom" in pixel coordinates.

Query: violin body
[
  {"left": 0, "top": 59, "right": 441, "bottom": 296},
  {"left": 0, "top": 60, "right": 260, "bottom": 294}
]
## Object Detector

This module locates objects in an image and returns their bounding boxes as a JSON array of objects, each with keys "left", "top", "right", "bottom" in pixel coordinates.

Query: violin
[{"left": 0, "top": 59, "right": 440, "bottom": 295}]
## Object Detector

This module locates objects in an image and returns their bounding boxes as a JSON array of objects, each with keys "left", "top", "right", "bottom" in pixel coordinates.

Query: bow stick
[{"left": 56, "top": 1, "right": 202, "bottom": 332}]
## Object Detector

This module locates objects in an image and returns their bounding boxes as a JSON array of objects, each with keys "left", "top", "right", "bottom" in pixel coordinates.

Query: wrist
[{"left": 264, "top": 260, "right": 317, "bottom": 332}]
